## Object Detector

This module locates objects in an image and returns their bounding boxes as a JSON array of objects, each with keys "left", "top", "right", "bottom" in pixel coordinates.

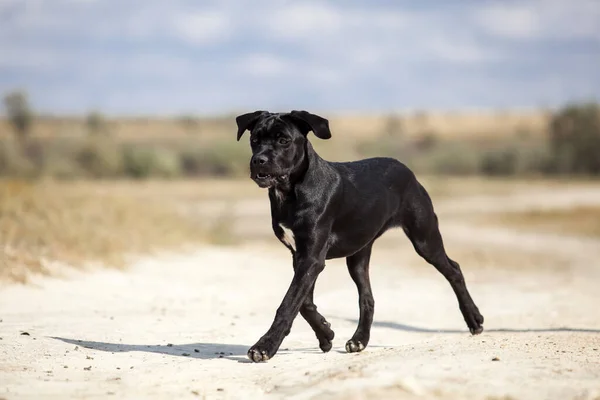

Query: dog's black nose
[{"left": 252, "top": 155, "right": 268, "bottom": 165}]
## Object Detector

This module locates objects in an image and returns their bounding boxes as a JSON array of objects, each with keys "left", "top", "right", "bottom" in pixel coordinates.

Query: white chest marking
[{"left": 279, "top": 224, "right": 296, "bottom": 251}]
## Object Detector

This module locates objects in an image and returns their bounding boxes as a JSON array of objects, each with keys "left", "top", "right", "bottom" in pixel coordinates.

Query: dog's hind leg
[
  {"left": 402, "top": 182, "right": 484, "bottom": 334},
  {"left": 300, "top": 283, "right": 335, "bottom": 352},
  {"left": 345, "top": 243, "right": 375, "bottom": 353}
]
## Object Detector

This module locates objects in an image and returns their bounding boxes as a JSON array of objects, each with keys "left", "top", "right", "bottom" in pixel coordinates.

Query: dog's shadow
[
  {"left": 52, "top": 321, "right": 600, "bottom": 362},
  {"left": 51, "top": 337, "right": 260, "bottom": 362},
  {"left": 348, "top": 319, "right": 600, "bottom": 334}
]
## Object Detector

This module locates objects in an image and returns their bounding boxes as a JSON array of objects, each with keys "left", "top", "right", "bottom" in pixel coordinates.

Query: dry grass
[
  {"left": 419, "top": 175, "right": 600, "bottom": 200},
  {"left": 485, "top": 207, "right": 600, "bottom": 238},
  {"left": 0, "top": 109, "right": 548, "bottom": 141},
  {"left": 328, "top": 109, "right": 549, "bottom": 138},
  {"left": 2, "top": 172, "right": 597, "bottom": 284},
  {"left": 420, "top": 176, "right": 562, "bottom": 199},
  {"left": 0, "top": 179, "right": 207, "bottom": 283},
  {"left": 65, "top": 178, "right": 263, "bottom": 201},
  {"left": 419, "top": 176, "right": 520, "bottom": 199}
]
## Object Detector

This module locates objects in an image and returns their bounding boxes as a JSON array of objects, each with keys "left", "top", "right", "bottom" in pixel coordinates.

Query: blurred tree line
[{"left": 1, "top": 88, "right": 600, "bottom": 179}]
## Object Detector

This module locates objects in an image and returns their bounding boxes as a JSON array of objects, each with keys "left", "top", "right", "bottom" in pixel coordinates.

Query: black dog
[{"left": 236, "top": 110, "right": 484, "bottom": 363}]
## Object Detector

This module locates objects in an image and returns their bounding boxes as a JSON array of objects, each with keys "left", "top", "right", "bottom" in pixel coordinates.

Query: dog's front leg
[{"left": 248, "top": 229, "right": 328, "bottom": 362}]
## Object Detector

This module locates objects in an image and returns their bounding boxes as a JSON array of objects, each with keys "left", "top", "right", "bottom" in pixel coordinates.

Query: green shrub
[
  {"left": 75, "top": 139, "right": 124, "bottom": 178},
  {"left": 429, "top": 148, "right": 480, "bottom": 175},
  {"left": 122, "top": 147, "right": 181, "bottom": 179},
  {"left": 479, "top": 148, "right": 518, "bottom": 176},
  {"left": 179, "top": 150, "right": 225, "bottom": 176},
  {"left": 547, "top": 102, "right": 600, "bottom": 175},
  {"left": 180, "top": 142, "right": 249, "bottom": 177}
]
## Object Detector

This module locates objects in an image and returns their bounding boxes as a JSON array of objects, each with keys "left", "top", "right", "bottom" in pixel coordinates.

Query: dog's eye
[
  {"left": 251, "top": 137, "right": 258, "bottom": 144},
  {"left": 278, "top": 138, "right": 290, "bottom": 145}
]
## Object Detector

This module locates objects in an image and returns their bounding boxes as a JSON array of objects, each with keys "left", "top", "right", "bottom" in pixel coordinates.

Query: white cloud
[
  {"left": 121, "top": 6, "right": 173, "bottom": 39},
  {"left": 0, "top": 46, "right": 69, "bottom": 70},
  {"left": 265, "top": 3, "right": 344, "bottom": 40},
  {"left": 263, "top": 3, "right": 412, "bottom": 44},
  {"left": 240, "top": 54, "right": 289, "bottom": 76},
  {"left": 473, "top": 0, "right": 600, "bottom": 41},
  {"left": 82, "top": 54, "right": 197, "bottom": 81},
  {"left": 256, "top": 4, "right": 497, "bottom": 69},
  {"left": 423, "top": 35, "right": 502, "bottom": 64},
  {"left": 171, "top": 10, "right": 232, "bottom": 45},
  {"left": 234, "top": 53, "right": 346, "bottom": 88},
  {"left": 473, "top": 3, "right": 541, "bottom": 40}
]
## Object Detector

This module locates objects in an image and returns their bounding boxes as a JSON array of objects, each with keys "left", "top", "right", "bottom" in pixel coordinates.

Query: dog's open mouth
[
  {"left": 252, "top": 172, "right": 287, "bottom": 188},
  {"left": 252, "top": 172, "right": 276, "bottom": 188}
]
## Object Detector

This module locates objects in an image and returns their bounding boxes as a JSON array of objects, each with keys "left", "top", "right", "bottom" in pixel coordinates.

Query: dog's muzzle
[{"left": 250, "top": 154, "right": 286, "bottom": 188}]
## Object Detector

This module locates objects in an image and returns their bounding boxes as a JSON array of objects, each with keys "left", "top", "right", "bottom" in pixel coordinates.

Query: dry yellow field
[
  {"left": 3, "top": 175, "right": 599, "bottom": 284},
  {"left": 0, "top": 109, "right": 549, "bottom": 141},
  {"left": 0, "top": 179, "right": 206, "bottom": 283}
]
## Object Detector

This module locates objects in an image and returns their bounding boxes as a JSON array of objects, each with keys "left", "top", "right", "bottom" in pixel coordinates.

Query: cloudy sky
[{"left": 1, "top": 0, "right": 599, "bottom": 115}]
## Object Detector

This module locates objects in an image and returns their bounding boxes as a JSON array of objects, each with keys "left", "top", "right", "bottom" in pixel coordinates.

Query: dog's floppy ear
[
  {"left": 236, "top": 110, "right": 268, "bottom": 141},
  {"left": 287, "top": 110, "right": 332, "bottom": 140}
]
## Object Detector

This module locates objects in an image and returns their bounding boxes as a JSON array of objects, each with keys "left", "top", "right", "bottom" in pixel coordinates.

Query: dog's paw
[
  {"left": 247, "top": 337, "right": 279, "bottom": 363},
  {"left": 466, "top": 308, "right": 484, "bottom": 335},
  {"left": 318, "top": 320, "right": 335, "bottom": 353},
  {"left": 345, "top": 339, "right": 366, "bottom": 353},
  {"left": 247, "top": 348, "right": 271, "bottom": 362},
  {"left": 469, "top": 315, "right": 484, "bottom": 335},
  {"left": 470, "top": 326, "right": 484, "bottom": 335},
  {"left": 319, "top": 338, "right": 333, "bottom": 353},
  {"left": 319, "top": 341, "right": 333, "bottom": 352}
]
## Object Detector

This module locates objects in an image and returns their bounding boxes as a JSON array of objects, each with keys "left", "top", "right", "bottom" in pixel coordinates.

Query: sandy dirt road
[{"left": 1, "top": 187, "right": 600, "bottom": 400}]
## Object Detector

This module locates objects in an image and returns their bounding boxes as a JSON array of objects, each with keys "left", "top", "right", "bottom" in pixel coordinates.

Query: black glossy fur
[{"left": 236, "top": 110, "right": 484, "bottom": 363}]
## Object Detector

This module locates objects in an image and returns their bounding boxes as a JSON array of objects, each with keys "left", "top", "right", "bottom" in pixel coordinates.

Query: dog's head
[{"left": 235, "top": 110, "right": 331, "bottom": 188}]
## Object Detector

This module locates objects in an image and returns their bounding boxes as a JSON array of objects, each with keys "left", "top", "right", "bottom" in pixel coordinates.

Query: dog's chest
[
  {"left": 274, "top": 207, "right": 297, "bottom": 252},
  {"left": 271, "top": 190, "right": 299, "bottom": 250},
  {"left": 271, "top": 189, "right": 293, "bottom": 219},
  {"left": 278, "top": 223, "right": 296, "bottom": 251}
]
